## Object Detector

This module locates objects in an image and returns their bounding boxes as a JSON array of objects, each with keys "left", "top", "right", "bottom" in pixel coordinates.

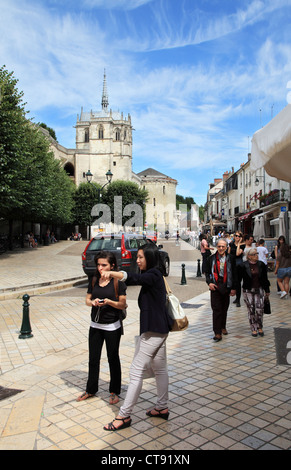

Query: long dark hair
[
  {"left": 138, "top": 243, "right": 160, "bottom": 271},
  {"left": 277, "top": 235, "right": 286, "bottom": 247},
  {"left": 92, "top": 251, "right": 118, "bottom": 286},
  {"left": 280, "top": 243, "right": 291, "bottom": 259}
]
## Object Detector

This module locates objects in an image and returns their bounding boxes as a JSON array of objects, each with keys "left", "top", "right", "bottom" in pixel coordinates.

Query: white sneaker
[
  {"left": 277, "top": 291, "right": 281, "bottom": 295},
  {"left": 280, "top": 291, "right": 287, "bottom": 298}
]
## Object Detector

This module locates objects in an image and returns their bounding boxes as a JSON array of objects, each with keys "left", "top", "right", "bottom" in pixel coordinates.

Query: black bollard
[
  {"left": 181, "top": 263, "right": 187, "bottom": 285},
  {"left": 196, "top": 259, "right": 202, "bottom": 277},
  {"left": 19, "top": 294, "right": 33, "bottom": 339}
]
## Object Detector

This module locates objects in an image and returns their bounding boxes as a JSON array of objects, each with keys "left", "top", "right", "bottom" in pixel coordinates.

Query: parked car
[
  {"left": 82, "top": 232, "right": 170, "bottom": 278},
  {"left": 146, "top": 231, "right": 157, "bottom": 243}
]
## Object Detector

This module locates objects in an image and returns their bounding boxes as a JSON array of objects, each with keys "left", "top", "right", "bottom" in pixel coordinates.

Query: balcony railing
[{"left": 259, "top": 189, "right": 280, "bottom": 207}]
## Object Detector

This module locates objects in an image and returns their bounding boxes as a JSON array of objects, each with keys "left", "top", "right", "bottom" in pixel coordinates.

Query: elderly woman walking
[{"left": 241, "top": 248, "right": 270, "bottom": 337}]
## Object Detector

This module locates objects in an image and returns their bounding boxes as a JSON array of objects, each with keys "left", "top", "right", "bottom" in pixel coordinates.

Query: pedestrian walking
[
  {"left": 241, "top": 248, "right": 270, "bottom": 337},
  {"left": 200, "top": 234, "right": 214, "bottom": 275},
  {"left": 103, "top": 243, "right": 173, "bottom": 431},
  {"left": 274, "top": 239, "right": 291, "bottom": 299},
  {"left": 77, "top": 251, "right": 127, "bottom": 405},
  {"left": 205, "top": 239, "right": 237, "bottom": 342},
  {"left": 228, "top": 231, "right": 245, "bottom": 307}
]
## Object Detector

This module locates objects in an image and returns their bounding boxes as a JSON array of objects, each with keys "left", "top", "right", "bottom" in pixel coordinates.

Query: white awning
[
  {"left": 250, "top": 104, "right": 291, "bottom": 182},
  {"left": 270, "top": 218, "right": 280, "bottom": 225}
]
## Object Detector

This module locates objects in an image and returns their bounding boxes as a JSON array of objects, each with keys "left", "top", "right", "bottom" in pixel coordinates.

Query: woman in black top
[
  {"left": 77, "top": 251, "right": 127, "bottom": 405},
  {"left": 103, "top": 244, "right": 173, "bottom": 431},
  {"left": 228, "top": 231, "right": 245, "bottom": 307}
]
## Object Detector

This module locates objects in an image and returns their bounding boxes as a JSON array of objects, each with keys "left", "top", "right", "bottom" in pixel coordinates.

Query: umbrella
[
  {"left": 258, "top": 216, "right": 265, "bottom": 239},
  {"left": 279, "top": 212, "right": 287, "bottom": 238},
  {"left": 251, "top": 104, "right": 291, "bottom": 182},
  {"left": 253, "top": 216, "right": 260, "bottom": 239}
]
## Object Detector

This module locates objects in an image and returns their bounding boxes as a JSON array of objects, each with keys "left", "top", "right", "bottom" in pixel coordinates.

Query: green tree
[
  {"left": 176, "top": 194, "right": 195, "bottom": 209},
  {"left": 0, "top": 66, "right": 28, "bottom": 217},
  {"left": 73, "top": 182, "right": 102, "bottom": 226},
  {"left": 102, "top": 180, "right": 148, "bottom": 226},
  {"left": 0, "top": 66, "right": 75, "bottom": 245},
  {"left": 39, "top": 122, "right": 57, "bottom": 141}
]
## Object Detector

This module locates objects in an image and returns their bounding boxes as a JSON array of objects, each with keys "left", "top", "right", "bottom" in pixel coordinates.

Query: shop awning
[
  {"left": 250, "top": 104, "right": 291, "bottom": 182},
  {"left": 238, "top": 209, "right": 259, "bottom": 221}
]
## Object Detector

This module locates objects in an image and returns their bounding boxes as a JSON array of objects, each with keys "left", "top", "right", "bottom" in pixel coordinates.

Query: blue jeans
[{"left": 277, "top": 267, "right": 291, "bottom": 279}]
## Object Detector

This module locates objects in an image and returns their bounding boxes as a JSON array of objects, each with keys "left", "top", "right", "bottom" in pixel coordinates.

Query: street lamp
[
  {"left": 255, "top": 176, "right": 264, "bottom": 186},
  {"left": 85, "top": 169, "right": 93, "bottom": 183},
  {"left": 98, "top": 169, "right": 113, "bottom": 202},
  {"left": 105, "top": 169, "right": 113, "bottom": 184}
]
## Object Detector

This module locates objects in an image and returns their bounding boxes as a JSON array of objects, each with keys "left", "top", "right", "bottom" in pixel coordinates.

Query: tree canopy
[{"left": 0, "top": 66, "right": 75, "bottom": 226}]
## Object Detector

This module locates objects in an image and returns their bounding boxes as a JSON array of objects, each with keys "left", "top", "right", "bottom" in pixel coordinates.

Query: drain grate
[{"left": 0, "top": 386, "right": 23, "bottom": 401}]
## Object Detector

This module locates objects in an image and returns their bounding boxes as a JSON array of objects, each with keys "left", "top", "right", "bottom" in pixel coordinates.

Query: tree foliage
[
  {"left": 102, "top": 180, "right": 148, "bottom": 226},
  {"left": 73, "top": 182, "right": 102, "bottom": 226},
  {"left": 0, "top": 65, "right": 74, "bottom": 227}
]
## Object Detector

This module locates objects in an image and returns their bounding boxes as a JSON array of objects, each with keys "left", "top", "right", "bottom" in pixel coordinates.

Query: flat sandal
[{"left": 76, "top": 391, "right": 94, "bottom": 402}]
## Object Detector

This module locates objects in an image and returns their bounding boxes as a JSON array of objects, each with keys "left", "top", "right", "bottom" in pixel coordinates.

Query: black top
[
  {"left": 126, "top": 268, "right": 173, "bottom": 335},
  {"left": 88, "top": 277, "right": 127, "bottom": 324},
  {"left": 241, "top": 261, "right": 270, "bottom": 293},
  {"left": 229, "top": 241, "right": 245, "bottom": 260}
]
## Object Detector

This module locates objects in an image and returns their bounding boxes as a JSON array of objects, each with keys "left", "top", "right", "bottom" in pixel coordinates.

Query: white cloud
[{"left": 1, "top": 0, "right": 291, "bottom": 203}]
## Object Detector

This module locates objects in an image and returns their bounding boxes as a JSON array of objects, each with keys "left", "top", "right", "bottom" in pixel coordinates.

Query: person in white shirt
[{"left": 256, "top": 239, "right": 268, "bottom": 265}]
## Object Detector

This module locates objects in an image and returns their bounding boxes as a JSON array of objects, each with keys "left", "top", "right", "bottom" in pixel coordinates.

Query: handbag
[
  {"left": 163, "top": 277, "right": 189, "bottom": 332},
  {"left": 264, "top": 297, "right": 271, "bottom": 314}
]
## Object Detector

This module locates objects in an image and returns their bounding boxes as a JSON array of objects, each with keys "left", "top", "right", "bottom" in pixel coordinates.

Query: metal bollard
[
  {"left": 196, "top": 259, "right": 202, "bottom": 277},
  {"left": 19, "top": 294, "right": 33, "bottom": 339},
  {"left": 181, "top": 263, "right": 187, "bottom": 285}
]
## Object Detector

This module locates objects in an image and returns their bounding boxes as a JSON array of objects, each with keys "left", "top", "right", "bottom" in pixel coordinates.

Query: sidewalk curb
[{"left": 0, "top": 276, "right": 87, "bottom": 300}]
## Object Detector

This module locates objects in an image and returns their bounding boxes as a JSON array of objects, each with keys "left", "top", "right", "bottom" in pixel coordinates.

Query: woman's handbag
[
  {"left": 163, "top": 277, "right": 189, "bottom": 332},
  {"left": 264, "top": 296, "right": 271, "bottom": 314}
]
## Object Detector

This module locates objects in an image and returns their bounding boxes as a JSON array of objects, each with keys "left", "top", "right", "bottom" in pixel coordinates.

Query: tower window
[
  {"left": 98, "top": 126, "right": 104, "bottom": 139},
  {"left": 115, "top": 128, "right": 121, "bottom": 141},
  {"left": 84, "top": 128, "right": 89, "bottom": 142}
]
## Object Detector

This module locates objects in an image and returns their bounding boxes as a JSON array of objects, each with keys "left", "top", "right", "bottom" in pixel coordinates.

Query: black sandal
[
  {"left": 146, "top": 408, "right": 169, "bottom": 420},
  {"left": 103, "top": 416, "right": 132, "bottom": 431}
]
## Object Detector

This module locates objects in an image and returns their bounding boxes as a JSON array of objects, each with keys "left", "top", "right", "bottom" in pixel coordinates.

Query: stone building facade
[{"left": 43, "top": 71, "right": 178, "bottom": 233}]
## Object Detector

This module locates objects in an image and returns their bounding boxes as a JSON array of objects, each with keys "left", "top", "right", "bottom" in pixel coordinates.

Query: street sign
[{"left": 281, "top": 206, "right": 287, "bottom": 212}]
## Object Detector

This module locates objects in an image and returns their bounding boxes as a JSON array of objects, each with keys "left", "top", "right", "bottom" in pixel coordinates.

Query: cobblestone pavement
[{"left": 0, "top": 240, "right": 290, "bottom": 451}]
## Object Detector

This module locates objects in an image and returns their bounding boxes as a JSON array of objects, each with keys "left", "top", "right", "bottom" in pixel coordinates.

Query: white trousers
[{"left": 119, "top": 332, "right": 169, "bottom": 417}]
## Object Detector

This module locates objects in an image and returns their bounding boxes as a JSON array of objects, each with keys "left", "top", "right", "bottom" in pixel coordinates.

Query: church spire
[{"left": 101, "top": 69, "right": 109, "bottom": 111}]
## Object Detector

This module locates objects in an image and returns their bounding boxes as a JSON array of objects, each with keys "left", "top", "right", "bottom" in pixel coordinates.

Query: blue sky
[{"left": 1, "top": 0, "right": 291, "bottom": 205}]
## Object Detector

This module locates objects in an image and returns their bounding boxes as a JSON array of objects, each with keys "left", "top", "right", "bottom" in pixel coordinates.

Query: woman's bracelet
[{"left": 120, "top": 271, "right": 128, "bottom": 282}]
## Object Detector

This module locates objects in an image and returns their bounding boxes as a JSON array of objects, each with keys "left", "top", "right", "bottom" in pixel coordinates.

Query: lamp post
[
  {"left": 85, "top": 169, "right": 93, "bottom": 183},
  {"left": 98, "top": 169, "right": 113, "bottom": 203},
  {"left": 255, "top": 172, "right": 265, "bottom": 193}
]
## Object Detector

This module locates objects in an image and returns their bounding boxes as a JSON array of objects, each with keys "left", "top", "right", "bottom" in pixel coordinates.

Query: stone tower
[{"left": 74, "top": 70, "right": 133, "bottom": 186}]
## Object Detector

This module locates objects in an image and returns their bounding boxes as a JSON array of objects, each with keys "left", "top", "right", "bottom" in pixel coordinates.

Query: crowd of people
[
  {"left": 203, "top": 231, "right": 291, "bottom": 342},
  {"left": 75, "top": 233, "right": 290, "bottom": 431}
]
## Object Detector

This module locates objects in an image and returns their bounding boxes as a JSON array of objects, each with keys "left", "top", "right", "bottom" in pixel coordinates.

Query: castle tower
[{"left": 75, "top": 72, "right": 133, "bottom": 186}]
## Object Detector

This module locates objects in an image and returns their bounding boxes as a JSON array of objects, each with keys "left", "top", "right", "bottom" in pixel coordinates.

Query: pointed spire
[{"left": 101, "top": 69, "right": 109, "bottom": 111}]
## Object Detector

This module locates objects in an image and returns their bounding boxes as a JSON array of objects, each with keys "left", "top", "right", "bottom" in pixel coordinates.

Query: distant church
[{"left": 43, "top": 71, "right": 178, "bottom": 232}]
